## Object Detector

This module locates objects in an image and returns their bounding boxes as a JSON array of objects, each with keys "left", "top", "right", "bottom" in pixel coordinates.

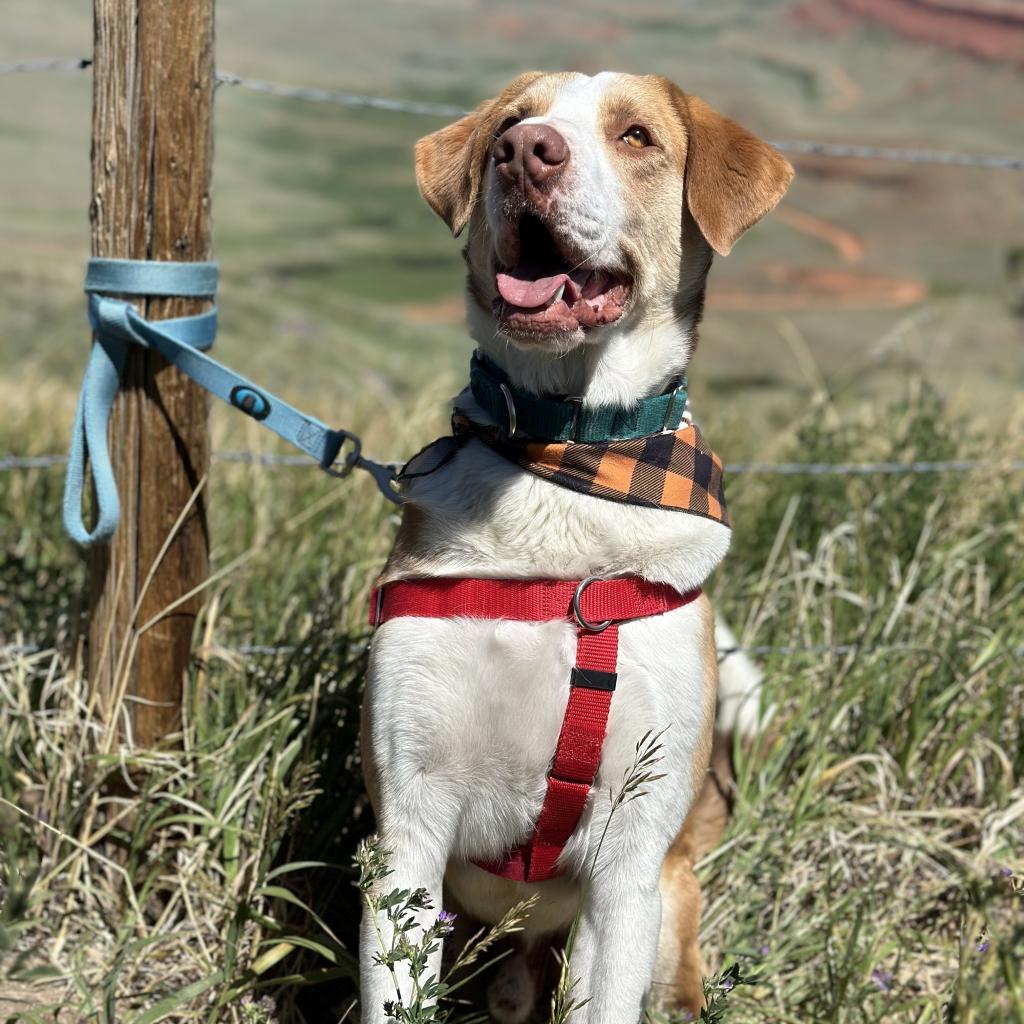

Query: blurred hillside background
[{"left": 3, "top": 0, "right": 1023, "bottom": 432}]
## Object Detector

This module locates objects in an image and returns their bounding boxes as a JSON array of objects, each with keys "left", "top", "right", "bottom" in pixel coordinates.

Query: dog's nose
[{"left": 493, "top": 123, "right": 569, "bottom": 191}]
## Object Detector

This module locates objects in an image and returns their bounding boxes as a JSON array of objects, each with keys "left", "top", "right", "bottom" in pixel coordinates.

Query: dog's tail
[{"left": 713, "top": 618, "right": 770, "bottom": 738}]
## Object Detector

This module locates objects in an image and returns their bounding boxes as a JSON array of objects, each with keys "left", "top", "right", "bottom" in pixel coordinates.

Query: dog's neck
[{"left": 468, "top": 306, "right": 697, "bottom": 408}]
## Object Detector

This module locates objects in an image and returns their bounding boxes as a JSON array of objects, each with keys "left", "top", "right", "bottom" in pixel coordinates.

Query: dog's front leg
[
  {"left": 567, "top": 861, "right": 664, "bottom": 1024},
  {"left": 359, "top": 821, "right": 451, "bottom": 1023}
]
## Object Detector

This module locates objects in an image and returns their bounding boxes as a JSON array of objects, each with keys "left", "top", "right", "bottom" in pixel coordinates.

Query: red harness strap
[{"left": 370, "top": 576, "right": 700, "bottom": 882}]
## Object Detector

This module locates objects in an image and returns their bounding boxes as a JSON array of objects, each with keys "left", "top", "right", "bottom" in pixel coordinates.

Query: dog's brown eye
[{"left": 622, "top": 126, "right": 652, "bottom": 149}]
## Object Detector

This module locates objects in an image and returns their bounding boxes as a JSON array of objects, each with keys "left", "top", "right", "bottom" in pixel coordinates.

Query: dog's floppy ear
[
  {"left": 415, "top": 72, "right": 545, "bottom": 237},
  {"left": 677, "top": 91, "right": 793, "bottom": 256}
]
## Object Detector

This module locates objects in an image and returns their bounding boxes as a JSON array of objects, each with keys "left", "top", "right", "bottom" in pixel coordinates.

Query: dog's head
[{"left": 415, "top": 72, "right": 793, "bottom": 355}]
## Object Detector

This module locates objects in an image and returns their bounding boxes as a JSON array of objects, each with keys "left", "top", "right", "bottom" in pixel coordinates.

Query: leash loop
[
  {"left": 64, "top": 258, "right": 404, "bottom": 546},
  {"left": 572, "top": 576, "right": 614, "bottom": 633}
]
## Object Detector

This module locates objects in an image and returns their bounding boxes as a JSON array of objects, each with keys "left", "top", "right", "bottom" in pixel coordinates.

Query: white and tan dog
[{"left": 360, "top": 71, "right": 792, "bottom": 1023}]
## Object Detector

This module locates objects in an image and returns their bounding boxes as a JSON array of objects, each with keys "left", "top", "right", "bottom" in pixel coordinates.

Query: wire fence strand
[
  {"left": 3, "top": 451, "right": 1023, "bottom": 476},
  {"left": 0, "top": 57, "right": 91, "bottom": 74},
  {"left": 4, "top": 639, "right": 1022, "bottom": 662},
  {"left": 4, "top": 56, "right": 1022, "bottom": 171}
]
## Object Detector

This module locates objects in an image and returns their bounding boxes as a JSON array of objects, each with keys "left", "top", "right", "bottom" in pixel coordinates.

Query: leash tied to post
[
  {"left": 370, "top": 575, "right": 701, "bottom": 882},
  {"left": 63, "top": 258, "right": 402, "bottom": 546}
]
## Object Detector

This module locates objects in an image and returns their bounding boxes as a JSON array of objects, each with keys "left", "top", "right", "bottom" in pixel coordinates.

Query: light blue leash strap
[{"left": 64, "top": 258, "right": 400, "bottom": 547}]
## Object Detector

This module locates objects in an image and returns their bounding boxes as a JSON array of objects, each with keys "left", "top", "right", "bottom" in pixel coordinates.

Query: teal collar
[{"left": 468, "top": 353, "right": 688, "bottom": 443}]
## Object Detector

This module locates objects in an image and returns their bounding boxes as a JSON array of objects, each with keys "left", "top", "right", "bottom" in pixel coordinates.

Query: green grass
[{"left": 1, "top": 379, "right": 1021, "bottom": 1022}]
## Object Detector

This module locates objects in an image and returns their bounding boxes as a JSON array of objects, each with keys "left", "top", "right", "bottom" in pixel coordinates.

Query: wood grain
[{"left": 88, "top": 0, "right": 214, "bottom": 747}]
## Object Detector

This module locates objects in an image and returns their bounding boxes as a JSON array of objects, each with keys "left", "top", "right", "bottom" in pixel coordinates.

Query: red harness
[{"left": 370, "top": 576, "right": 700, "bottom": 883}]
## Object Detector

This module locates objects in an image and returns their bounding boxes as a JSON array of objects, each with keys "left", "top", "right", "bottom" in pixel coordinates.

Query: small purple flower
[
  {"left": 720, "top": 976, "right": 735, "bottom": 992},
  {"left": 437, "top": 909, "right": 457, "bottom": 932},
  {"left": 976, "top": 940, "right": 989, "bottom": 954},
  {"left": 681, "top": 1011, "right": 694, "bottom": 1021},
  {"left": 759, "top": 944, "right": 770, "bottom": 957},
  {"left": 999, "top": 867, "right": 1013, "bottom": 878},
  {"left": 871, "top": 968, "right": 893, "bottom": 992}
]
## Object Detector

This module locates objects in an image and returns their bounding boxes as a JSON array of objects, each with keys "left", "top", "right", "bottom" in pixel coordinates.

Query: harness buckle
[{"left": 572, "top": 576, "right": 613, "bottom": 633}]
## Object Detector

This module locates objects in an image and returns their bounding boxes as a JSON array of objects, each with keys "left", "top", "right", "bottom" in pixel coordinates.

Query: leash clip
[
  {"left": 322, "top": 429, "right": 363, "bottom": 479},
  {"left": 572, "top": 576, "right": 613, "bottom": 633}
]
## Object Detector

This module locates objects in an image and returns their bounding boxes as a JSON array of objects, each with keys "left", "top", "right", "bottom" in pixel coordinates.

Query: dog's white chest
[{"left": 366, "top": 595, "right": 714, "bottom": 924}]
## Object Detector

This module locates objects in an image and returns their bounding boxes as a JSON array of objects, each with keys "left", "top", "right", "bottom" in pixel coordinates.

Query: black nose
[{"left": 493, "top": 123, "right": 569, "bottom": 191}]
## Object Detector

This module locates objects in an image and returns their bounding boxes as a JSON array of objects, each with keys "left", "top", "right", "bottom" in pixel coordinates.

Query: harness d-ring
[{"left": 572, "top": 576, "right": 613, "bottom": 632}]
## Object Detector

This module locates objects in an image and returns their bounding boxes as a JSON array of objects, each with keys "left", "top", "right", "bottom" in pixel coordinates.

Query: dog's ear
[
  {"left": 675, "top": 90, "right": 793, "bottom": 256},
  {"left": 415, "top": 72, "right": 545, "bottom": 236}
]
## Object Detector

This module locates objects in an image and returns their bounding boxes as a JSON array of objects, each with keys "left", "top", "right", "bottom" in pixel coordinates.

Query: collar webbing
[{"left": 469, "top": 352, "right": 688, "bottom": 443}]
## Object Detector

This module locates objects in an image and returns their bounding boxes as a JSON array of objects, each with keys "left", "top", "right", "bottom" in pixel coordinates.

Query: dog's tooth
[{"left": 550, "top": 283, "right": 565, "bottom": 304}]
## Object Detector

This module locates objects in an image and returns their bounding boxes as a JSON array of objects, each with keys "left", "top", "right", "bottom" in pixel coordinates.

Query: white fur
[
  {"left": 361, "top": 71, "right": 757, "bottom": 1024},
  {"left": 714, "top": 620, "right": 769, "bottom": 738},
  {"left": 491, "top": 73, "right": 628, "bottom": 276}
]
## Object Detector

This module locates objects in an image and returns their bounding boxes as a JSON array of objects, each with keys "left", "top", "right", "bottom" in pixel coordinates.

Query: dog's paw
[{"left": 487, "top": 952, "right": 536, "bottom": 1024}]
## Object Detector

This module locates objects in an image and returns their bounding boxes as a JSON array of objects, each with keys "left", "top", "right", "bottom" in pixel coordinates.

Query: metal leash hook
[
  {"left": 354, "top": 455, "right": 406, "bottom": 506},
  {"left": 322, "top": 428, "right": 405, "bottom": 505}
]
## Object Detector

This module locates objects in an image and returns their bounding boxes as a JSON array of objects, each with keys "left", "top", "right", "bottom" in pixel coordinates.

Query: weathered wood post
[{"left": 89, "top": 0, "right": 215, "bottom": 746}]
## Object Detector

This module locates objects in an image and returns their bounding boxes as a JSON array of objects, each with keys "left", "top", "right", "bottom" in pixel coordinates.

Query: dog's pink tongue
[{"left": 496, "top": 270, "right": 570, "bottom": 309}]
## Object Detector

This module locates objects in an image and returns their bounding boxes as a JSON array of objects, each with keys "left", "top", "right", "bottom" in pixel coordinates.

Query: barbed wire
[
  {"left": 3, "top": 56, "right": 1022, "bottom": 172},
  {"left": 766, "top": 139, "right": 1023, "bottom": 172},
  {"left": 0, "top": 454, "right": 69, "bottom": 471},
  {"left": 724, "top": 457, "right": 1024, "bottom": 476},
  {"left": 215, "top": 71, "right": 467, "bottom": 118},
  {"left": 4, "top": 639, "right": 1021, "bottom": 661},
  {"left": 0, "top": 57, "right": 91, "bottom": 74},
  {"left": 3, "top": 450, "right": 1022, "bottom": 476}
]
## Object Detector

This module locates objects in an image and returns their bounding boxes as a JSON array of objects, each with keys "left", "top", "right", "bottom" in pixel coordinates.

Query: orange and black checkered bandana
[{"left": 452, "top": 416, "right": 730, "bottom": 526}]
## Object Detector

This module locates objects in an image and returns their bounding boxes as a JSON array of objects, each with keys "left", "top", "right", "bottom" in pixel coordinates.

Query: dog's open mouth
[{"left": 493, "top": 214, "right": 631, "bottom": 338}]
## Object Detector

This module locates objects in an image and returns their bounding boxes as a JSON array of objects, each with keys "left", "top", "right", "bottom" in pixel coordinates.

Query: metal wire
[
  {"left": 725, "top": 458, "right": 1024, "bottom": 476},
  {"left": 3, "top": 56, "right": 1022, "bottom": 171},
  {"left": 767, "top": 138, "right": 1024, "bottom": 172},
  {"left": 0, "top": 57, "right": 91, "bottom": 74},
  {"left": 4, "top": 451, "right": 1022, "bottom": 476},
  {"left": 5, "top": 639, "right": 1021, "bottom": 661},
  {"left": 215, "top": 71, "right": 467, "bottom": 118}
]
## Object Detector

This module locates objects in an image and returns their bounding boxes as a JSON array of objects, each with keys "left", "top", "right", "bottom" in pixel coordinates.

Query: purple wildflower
[
  {"left": 976, "top": 940, "right": 989, "bottom": 953},
  {"left": 759, "top": 944, "right": 770, "bottom": 956},
  {"left": 999, "top": 867, "right": 1013, "bottom": 878},
  {"left": 870, "top": 968, "right": 893, "bottom": 992},
  {"left": 720, "top": 976, "right": 735, "bottom": 992},
  {"left": 437, "top": 909, "right": 457, "bottom": 932}
]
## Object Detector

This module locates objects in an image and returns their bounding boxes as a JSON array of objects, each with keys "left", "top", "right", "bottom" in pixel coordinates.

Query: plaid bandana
[{"left": 449, "top": 415, "right": 730, "bottom": 526}]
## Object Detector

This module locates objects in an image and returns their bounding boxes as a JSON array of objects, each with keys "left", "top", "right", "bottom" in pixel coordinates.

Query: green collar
[{"left": 468, "top": 353, "right": 688, "bottom": 443}]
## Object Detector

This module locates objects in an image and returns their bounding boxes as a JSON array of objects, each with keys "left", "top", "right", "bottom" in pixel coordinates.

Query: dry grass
[{"left": 0, "top": 378, "right": 1022, "bottom": 1023}]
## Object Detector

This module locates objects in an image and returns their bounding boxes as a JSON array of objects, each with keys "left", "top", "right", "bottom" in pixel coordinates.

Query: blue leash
[{"left": 64, "top": 259, "right": 402, "bottom": 547}]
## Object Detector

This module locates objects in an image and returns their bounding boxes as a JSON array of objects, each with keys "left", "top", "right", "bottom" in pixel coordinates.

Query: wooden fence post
[{"left": 88, "top": 0, "right": 215, "bottom": 746}]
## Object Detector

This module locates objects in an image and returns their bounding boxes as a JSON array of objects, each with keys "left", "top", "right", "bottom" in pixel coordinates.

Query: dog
[{"left": 359, "top": 71, "right": 792, "bottom": 1023}]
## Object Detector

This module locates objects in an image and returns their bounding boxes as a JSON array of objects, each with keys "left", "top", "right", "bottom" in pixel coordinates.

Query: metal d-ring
[
  {"left": 499, "top": 382, "right": 517, "bottom": 437},
  {"left": 572, "top": 576, "right": 613, "bottom": 632}
]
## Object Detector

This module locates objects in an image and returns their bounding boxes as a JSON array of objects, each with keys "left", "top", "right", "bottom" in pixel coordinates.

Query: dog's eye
[{"left": 621, "top": 126, "right": 652, "bottom": 149}]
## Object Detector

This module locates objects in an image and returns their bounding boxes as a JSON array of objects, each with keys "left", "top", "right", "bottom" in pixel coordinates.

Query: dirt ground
[{"left": 0, "top": 980, "right": 63, "bottom": 1020}]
